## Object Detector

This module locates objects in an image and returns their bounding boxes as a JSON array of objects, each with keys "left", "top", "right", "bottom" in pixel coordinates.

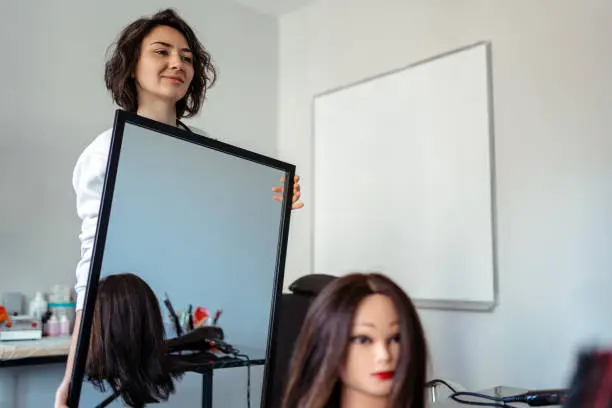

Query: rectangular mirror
[{"left": 67, "top": 110, "right": 294, "bottom": 407}]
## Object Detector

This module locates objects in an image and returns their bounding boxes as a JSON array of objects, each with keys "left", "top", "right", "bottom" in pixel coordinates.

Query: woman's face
[
  {"left": 133, "top": 25, "right": 195, "bottom": 108},
  {"left": 340, "top": 294, "right": 401, "bottom": 400}
]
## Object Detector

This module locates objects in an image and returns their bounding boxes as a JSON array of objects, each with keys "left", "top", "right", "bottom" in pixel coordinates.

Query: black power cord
[
  {"left": 450, "top": 391, "right": 518, "bottom": 407},
  {"left": 450, "top": 389, "right": 567, "bottom": 407},
  {"left": 503, "top": 390, "right": 567, "bottom": 406},
  {"left": 424, "top": 378, "right": 566, "bottom": 407},
  {"left": 95, "top": 390, "right": 121, "bottom": 408},
  {"left": 234, "top": 352, "right": 251, "bottom": 408},
  {"left": 213, "top": 340, "right": 252, "bottom": 408},
  {"left": 95, "top": 340, "right": 254, "bottom": 408},
  {"left": 426, "top": 378, "right": 458, "bottom": 393}
]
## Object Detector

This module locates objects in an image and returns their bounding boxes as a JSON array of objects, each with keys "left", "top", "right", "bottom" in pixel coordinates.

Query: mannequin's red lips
[{"left": 372, "top": 371, "right": 394, "bottom": 380}]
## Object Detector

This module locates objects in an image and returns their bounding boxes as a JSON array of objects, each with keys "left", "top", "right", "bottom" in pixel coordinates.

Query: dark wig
[
  {"left": 282, "top": 273, "right": 428, "bottom": 408},
  {"left": 85, "top": 273, "right": 178, "bottom": 407},
  {"left": 104, "top": 8, "right": 217, "bottom": 118}
]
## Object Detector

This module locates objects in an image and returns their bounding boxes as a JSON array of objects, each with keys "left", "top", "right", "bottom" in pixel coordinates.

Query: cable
[
  {"left": 502, "top": 390, "right": 567, "bottom": 406},
  {"left": 234, "top": 352, "right": 251, "bottom": 408},
  {"left": 450, "top": 389, "right": 567, "bottom": 407},
  {"left": 211, "top": 339, "right": 251, "bottom": 408},
  {"left": 426, "top": 378, "right": 458, "bottom": 393},
  {"left": 450, "top": 391, "right": 518, "bottom": 407},
  {"left": 95, "top": 388, "right": 121, "bottom": 408}
]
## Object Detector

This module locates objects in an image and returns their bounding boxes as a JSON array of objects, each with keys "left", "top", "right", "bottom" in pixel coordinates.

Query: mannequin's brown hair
[
  {"left": 86, "top": 273, "right": 177, "bottom": 407},
  {"left": 282, "top": 273, "right": 428, "bottom": 408}
]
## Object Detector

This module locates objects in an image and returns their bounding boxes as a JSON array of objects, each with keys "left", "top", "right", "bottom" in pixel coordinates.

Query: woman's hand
[
  {"left": 273, "top": 175, "right": 304, "bottom": 210},
  {"left": 54, "top": 379, "right": 70, "bottom": 408}
]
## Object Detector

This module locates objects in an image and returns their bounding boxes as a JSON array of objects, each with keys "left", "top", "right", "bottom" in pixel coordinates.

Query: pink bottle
[
  {"left": 46, "top": 313, "right": 60, "bottom": 337},
  {"left": 59, "top": 315, "right": 70, "bottom": 336}
]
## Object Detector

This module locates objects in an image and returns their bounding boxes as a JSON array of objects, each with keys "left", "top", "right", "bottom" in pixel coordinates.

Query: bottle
[
  {"left": 29, "top": 292, "right": 48, "bottom": 320},
  {"left": 59, "top": 314, "right": 70, "bottom": 336},
  {"left": 46, "top": 313, "right": 60, "bottom": 337}
]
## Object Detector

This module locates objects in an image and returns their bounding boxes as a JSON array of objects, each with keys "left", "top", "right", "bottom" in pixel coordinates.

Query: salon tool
[
  {"left": 165, "top": 325, "right": 225, "bottom": 353},
  {"left": 193, "top": 306, "right": 209, "bottom": 327},
  {"left": 187, "top": 304, "right": 194, "bottom": 330},
  {"left": 163, "top": 293, "right": 183, "bottom": 337},
  {"left": 212, "top": 309, "right": 222, "bottom": 325},
  {"left": 165, "top": 333, "right": 251, "bottom": 408},
  {"left": 179, "top": 308, "right": 194, "bottom": 333}
]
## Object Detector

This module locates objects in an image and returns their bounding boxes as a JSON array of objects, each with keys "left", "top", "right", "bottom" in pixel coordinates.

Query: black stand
[
  {"left": 201, "top": 367, "right": 213, "bottom": 408},
  {"left": 88, "top": 349, "right": 264, "bottom": 408}
]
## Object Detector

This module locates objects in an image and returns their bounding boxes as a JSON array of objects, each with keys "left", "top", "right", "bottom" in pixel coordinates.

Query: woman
[
  {"left": 282, "top": 273, "right": 428, "bottom": 408},
  {"left": 55, "top": 8, "right": 303, "bottom": 407},
  {"left": 86, "top": 274, "right": 177, "bottom": 408}
]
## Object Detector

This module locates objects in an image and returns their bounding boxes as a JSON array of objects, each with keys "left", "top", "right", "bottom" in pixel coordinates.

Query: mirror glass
[{"left": 70, "top": 112, "right": 293, "bottom": 407}]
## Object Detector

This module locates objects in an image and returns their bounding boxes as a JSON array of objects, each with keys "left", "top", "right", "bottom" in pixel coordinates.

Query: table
[
  {"left": 0, "top": 338, "right": 266, "bottom": 408},
  {"left": 0, "top": 337, "right": 71, "bottom": 407},
  {"left": 432, "top": 386, "right": 563, "bottom": 407},
  {"left": 0, "top": 337, "right": 70, "bottom": 367}
]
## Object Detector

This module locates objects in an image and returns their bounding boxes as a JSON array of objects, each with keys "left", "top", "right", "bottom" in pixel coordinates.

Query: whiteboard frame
[{"left": 310, "top": 41, "right": 499, "bottom": 312}]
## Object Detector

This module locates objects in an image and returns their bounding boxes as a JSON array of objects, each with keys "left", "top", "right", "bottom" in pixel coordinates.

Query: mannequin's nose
[{"left": 374, "top": 342, "right": 392, "bottom": 363}]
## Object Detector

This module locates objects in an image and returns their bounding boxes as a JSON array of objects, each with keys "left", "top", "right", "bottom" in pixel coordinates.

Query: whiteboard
[{"left": 312, "top": 42, "right": 498, "bottom": 311}]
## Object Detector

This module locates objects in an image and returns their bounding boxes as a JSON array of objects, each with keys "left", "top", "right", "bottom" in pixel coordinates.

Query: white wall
[
  {"left": 279, "top": 0, "right": 612, "bottom": 391},
  {"left": 1, "top": 1, "right": 277, "bottom": 407},
  {"left": 1, "top": 0, "right": 278, "bottom": 305}
]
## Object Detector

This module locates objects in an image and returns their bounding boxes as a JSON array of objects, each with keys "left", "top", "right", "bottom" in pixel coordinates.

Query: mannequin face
[
  {"left": 133, "top": 25, "right": 195, "bottom": 107},
  {"left": 340, "top": 294, "right": 400, "bottom": 400}
]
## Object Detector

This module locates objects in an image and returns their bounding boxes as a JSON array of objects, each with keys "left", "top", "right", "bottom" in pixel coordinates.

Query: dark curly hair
[
  {"left": 85, "top": 273, "right": 179, "bottom": 407},
  {"left": 104, "top": 8, "right": 217, "bottom": 118}
]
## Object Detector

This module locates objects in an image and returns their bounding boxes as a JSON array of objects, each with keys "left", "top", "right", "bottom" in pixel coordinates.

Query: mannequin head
[
  {"left": 340, "top": 293, "right": 401, "bottom": 401},
  {"left": 85, "top": 273, "right": 177, "bottom": 407},
  {"left": 282, "top": 273, "right": 428, "bottom": 408}
]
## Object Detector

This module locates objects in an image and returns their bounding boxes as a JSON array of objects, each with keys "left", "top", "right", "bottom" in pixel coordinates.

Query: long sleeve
[{"left": 72, "top": 150, "right": 108, "bottom": 311}]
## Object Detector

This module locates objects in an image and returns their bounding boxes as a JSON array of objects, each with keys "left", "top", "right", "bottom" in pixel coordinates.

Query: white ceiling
[{"left": 231, "top": 0, "right": 315, "bottom": 16}]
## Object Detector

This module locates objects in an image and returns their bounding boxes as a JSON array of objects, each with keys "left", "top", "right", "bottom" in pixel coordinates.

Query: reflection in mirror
[
  {"left": 69, "top": 111, "right": 294, "bottom": 407},
  {"left": 86, "top": 273, "right": 180, "bottom": 407}
]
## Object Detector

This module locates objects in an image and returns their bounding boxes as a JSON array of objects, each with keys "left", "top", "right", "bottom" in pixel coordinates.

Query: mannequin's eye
[{"left": 350, "top": 335, "right": 372, "bottom": 344}]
